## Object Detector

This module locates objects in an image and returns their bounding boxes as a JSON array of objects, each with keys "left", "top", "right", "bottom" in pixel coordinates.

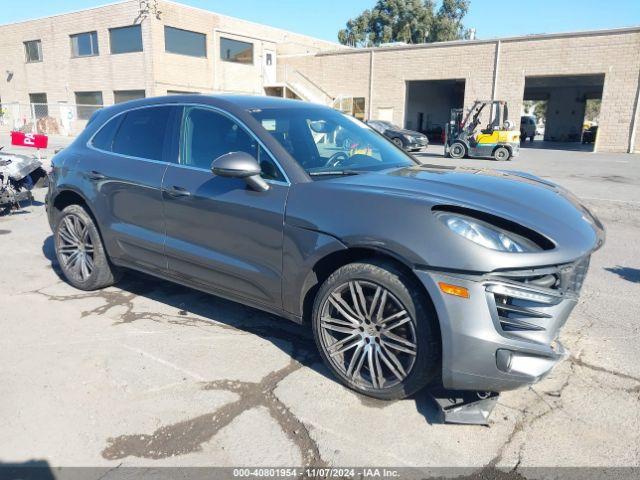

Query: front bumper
[
  {"left": 406, "top": 138, "right": 429, "bottom": 151},
  {"left": 415, "top": 258, "right": 588, "bottom": 391}
]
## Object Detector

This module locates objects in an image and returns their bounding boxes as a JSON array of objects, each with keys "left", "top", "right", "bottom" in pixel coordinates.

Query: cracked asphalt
[{"left": 0, "top": 145, "right": 639, "bottom": 476}]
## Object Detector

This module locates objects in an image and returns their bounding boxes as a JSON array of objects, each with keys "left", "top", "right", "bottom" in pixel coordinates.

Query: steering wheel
[{"left": 325, "top": 151, "right": 350, "bottom": 168}]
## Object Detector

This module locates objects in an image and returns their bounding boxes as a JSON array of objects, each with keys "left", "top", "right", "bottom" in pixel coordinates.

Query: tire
[
  {"left": 392, "top": 137, "right": 404, "bottom": 149},
  {"left": 493, "top": 146, "right": 511, "bottom": 161},
  {"left": 54, "top": 204, "right": 121, "bottom": 291},
  {"left": 449, "top": 142, "right": 466, "bottom": 159},
  {"left": 311, "top": 260, "right": 440, "bottom": 400}
]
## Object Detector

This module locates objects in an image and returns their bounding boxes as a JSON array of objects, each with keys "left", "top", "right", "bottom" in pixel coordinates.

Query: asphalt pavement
[{"left": 0, "top": 144, "right": 638, "bottom": 477}]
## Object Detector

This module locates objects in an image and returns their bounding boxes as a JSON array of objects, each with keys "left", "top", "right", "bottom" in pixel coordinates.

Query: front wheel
[
  {"left": 312, "top": 261, "right": 440, "bottom": 400},
  {"left": 493, "top": 146, "right": 511, "bottom": 161},
  {"left": 391, "top": 137, "right": 404, "bottom": 149},
  {"left": 54, "top": 204, "right": 121, "bottom": 291}
]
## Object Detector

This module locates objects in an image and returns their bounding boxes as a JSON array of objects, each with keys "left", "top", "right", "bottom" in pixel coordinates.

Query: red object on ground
[{"left": 10, "top": 131, "right": 49, "bottom": 149}]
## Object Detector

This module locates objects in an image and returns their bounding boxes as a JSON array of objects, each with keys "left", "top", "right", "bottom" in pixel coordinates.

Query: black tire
[
  {"left": 493, "top": 146, "right": 511, "bottom": 161},
  {"left": 311, "top": 260, "right": 440, "bottom": 400},
  {"left": 54, "top": 204, "right": 121, "bottom": 291},
  {"left": 449, "top": 142, "right": 466, "bottom": 159},
  {"left": 391, "top": 137, "right": 404, "bottom": 149}
]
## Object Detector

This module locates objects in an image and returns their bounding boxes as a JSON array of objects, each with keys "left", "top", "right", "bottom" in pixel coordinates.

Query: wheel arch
[
  {"left": 300, "top": 246, "right": 437, "bottom": 329},
  {"left": 50, "top": 188, "right": 109, "bottom": 253}
]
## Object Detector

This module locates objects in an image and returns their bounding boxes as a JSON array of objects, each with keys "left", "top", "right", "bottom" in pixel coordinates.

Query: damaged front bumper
[{"left": 416, "top": 257, "right": 588, "bottom": 392}]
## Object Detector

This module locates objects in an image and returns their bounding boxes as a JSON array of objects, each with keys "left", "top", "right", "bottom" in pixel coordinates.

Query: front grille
[
  {"left": 485, "top": 256, "right": 590, "bottom": 338},
  {"left": 488, "top": 285, "right": 557, "bottom": 333}
]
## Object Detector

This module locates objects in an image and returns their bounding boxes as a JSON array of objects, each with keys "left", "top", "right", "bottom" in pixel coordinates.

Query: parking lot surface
[{"left": 1, "top": 145, "right": 639, "bottom": 476}]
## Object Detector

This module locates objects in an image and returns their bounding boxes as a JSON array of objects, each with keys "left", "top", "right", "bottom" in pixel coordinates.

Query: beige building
[
  {"left": 0, "top": 0, "right": 339, "bottom": 133},
  {"left": 283, "top": 27, "right": 640, "bottom": 153},
  {"left": 0, "top": 0, "right": 639, "bottom": 153}
]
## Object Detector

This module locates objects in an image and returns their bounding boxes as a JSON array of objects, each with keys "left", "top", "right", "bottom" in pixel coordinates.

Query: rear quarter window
[{"left": 91, "top": 115, "right": 123, "bottom": 151}]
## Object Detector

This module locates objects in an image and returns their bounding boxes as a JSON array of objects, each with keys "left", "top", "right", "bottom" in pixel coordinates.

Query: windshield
[{"left": 249, "top": 106, "right": 416, "bottom": 176}]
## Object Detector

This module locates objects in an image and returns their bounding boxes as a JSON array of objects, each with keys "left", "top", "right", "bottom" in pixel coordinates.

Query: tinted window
[
  {"left": 114, "top": 90, "right": 146, "bottom": 104},
  {"left": 71, "top": 31, "right": 99, "bottom": 57},
  {"left": 113, "top": 107, "right": 172, "bottom": 161},
  {"left": 92, "top": 115, "right": 123, "bottom": 151},
  {"left": 220, "top": 37, "right": 253, "bottom": 64},
  {"left": 165, "top": 26, "right": 206, "bottom": 57},
  {"left": 24, "top": 40, "right": 42, "bottom": 62},
  {"left": 182, "top": 107, "right": 284, "bottom": 181},
  {"left": 110, "top": 25, "right": 143, "bottom": 54},
  {"left": 75, "top": 91, "right": 103, "bottom": 120}
]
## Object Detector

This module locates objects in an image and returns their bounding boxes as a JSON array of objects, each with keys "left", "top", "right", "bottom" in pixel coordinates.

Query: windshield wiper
[{"left": 308, "top": 170, "right": 361, "bottom": 177}]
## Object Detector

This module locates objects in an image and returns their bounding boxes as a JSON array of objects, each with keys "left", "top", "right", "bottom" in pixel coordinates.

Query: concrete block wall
[
  {"left": 281, "top": 29, "right": 640, "bottom": 153},
  {"left": 497, "top": 31, "right": 640, "bottom": 152}
]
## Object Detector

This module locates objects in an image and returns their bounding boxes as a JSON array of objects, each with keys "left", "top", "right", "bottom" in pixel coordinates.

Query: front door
[
  {"left": 162, "top": 106, "right": 289, "bottom": 309},
  {"left": 263, "top": 49, "right": 276, "bottom": 85}
]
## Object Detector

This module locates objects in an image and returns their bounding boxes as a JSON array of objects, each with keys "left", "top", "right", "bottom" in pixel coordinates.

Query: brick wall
[{"left": 282, "top": 29, "right": 640, "bottom": 153}]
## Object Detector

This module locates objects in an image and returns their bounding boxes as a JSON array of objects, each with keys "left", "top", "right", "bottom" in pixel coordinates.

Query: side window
[
  {"left": 92, "top": 115, "right": 122, "bottom": 151},
  {"left": 112, "top": 106, "right": 172, "bottom": 161},
  {"left": 182, "top": 107, "right": 285, "bottom": 181}
]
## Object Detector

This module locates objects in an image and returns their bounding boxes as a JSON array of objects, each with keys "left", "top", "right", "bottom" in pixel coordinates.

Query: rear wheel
[
  {"left": 449, "top": 142, "right": 466, "bottom": 159},
  {"left": 54, "top": 204, "right": 121, "bottom": 291},
  {"left": 493, "top": 146, "right": 511, "bottom": 161},
  {"left": 312, "top": 261, "right": 440, "bottom": 400}
]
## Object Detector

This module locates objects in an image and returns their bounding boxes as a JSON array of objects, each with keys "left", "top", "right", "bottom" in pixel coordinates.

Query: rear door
[
  {"left": 83, "top": 105, "right": 178, "bottom": 273},
  {"left": 162, "top": 105, "right": 289, "bottom": 309}
]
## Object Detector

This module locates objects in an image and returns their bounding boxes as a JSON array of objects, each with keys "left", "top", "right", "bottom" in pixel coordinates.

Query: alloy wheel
[
  {"left": 57, "top": 214, "right": 95, "bottom": 282},
  {"left": 319, "top": 280, "right": 418, "bottom": 390}
]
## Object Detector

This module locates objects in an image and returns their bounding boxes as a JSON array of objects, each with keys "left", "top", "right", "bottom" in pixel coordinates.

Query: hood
[
  {"left": 386, "top": 128, "right": 424, "bottom": 138},
  {"left": 330, "top": 164, "right": 604, "bottom": 261}
]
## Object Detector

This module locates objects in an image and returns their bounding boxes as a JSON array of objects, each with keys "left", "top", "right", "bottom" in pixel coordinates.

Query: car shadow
[
  {"left": 42, "top": 235, "right": 449, "bottom": 425},
  {"left": 605, "top": 266, "right": 640, "bottom": 283},
  {"left": 0, "top": 460, "right": 55, "bottom": 480}
]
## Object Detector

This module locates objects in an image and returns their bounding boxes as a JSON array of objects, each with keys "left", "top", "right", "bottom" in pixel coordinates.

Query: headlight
[{"left": 439, "top": 214, "right": 541, "bottom": 253}]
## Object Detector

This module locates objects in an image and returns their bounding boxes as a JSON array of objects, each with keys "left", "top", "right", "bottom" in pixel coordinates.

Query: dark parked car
[
  {"left": 367, "top": 120, "right": 429, "bottom": 151},
  {"left": 47, "top": 95, "right": 604, "bottom": 400}
]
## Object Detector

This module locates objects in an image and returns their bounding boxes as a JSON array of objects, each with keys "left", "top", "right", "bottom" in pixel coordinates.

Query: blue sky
[{"left": 1, "top": 0, "right": 639, "bottom": 42}]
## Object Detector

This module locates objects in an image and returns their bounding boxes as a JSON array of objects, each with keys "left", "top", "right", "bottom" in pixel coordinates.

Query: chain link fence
[{"left": 0, "top": 102, "right": 103, "bottom": 137}]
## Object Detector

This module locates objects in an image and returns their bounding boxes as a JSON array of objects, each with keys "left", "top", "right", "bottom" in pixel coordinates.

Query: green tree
[{"left": 338, "top": 0, "right": 471, "bottom": 47}]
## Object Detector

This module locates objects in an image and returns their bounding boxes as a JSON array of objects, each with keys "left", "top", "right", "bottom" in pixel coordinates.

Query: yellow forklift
[{"left": 445, "top": 100, "right": 520, "bottom": 161}]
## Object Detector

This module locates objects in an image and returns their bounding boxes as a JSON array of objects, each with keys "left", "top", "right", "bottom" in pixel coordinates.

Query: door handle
[
  {"left": 87, "top": 170, "right": 106, "bottom": 181},
  {"left": 165, "top": 186, "right": 191, "bottom": 198}
]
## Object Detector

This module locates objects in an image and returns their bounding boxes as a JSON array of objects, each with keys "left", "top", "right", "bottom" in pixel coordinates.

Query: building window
[
  {"left": 164, "top": 26, "right": 206, "bottom": 57},
  {"left": 220, "top": 37, "right": 253, "bottom": 64},
  {"left": 75, "top": 91, "right": 103, "bottom": 120},
  {"left": 109, "top": 25, "right": 143, "bottom": 54},
  {"left": 114, "top": 90, "right": 146, "bottom": 104},
  {"left": 71, "top": 31, "right": 99, "bottom": 57},
  {"left": 29, "top": 93, "right": 48, "bottom": 118},
  {"left": 24, "top": 40, "right": 42, "bottom": 63}
]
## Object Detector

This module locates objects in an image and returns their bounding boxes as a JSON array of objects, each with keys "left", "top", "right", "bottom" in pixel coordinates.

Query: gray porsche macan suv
[{"left": 46, "top": 95, "right": 604, "bottom": 400}]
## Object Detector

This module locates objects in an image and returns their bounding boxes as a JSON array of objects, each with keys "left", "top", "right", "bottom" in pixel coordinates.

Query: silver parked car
[{"left": 46, "top": 96, "right": 604, "bottom": 400}]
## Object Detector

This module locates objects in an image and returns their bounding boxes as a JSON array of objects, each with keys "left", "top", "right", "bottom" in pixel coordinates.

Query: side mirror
[{"left": 211, "top": 151, "right": 269, "bottom": 192}]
